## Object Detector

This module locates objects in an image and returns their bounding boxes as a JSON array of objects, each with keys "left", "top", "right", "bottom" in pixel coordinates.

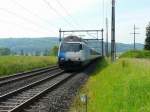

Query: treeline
[
  {"left": 0, "top": 46, "right": 58, "bottom": 56},
  {"left": 145, "top": 22, "right": 150, "bottom": 50},
  {"left": 0, "top": 48, "right": 11, "bottom": 55}
]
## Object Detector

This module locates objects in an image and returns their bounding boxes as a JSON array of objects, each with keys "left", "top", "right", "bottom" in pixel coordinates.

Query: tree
[
  {"left": 20, "top": 49, "right": 24, "bottom": 56},
  {"left": 51, "top": 46, "right": 58, "bottom": 56},
  {"left": 144, "top": 22, "right": 150, "bottom": 50},
  {"left": 43, "top": 49, "right": 50, "bottom": 56},
  {"left": 0, "top": 48, "right": 11, "bottom": 55},
  {"left": 35, "top": 51, "right": 41, "bottom": 56},
  {"left": 12, "top": 51, "right": 17, "bottom": 56}
]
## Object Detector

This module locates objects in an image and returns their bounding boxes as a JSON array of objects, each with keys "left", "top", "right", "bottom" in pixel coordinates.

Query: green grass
[
  {"left": 120, "top": 50, "right": 150, "bottom": 58},
  {"left": 0, "top": 56, "right": 57, "bottom": 77},
  {"left": 70, "top": 58, "right": 150, "bottom": 112}
]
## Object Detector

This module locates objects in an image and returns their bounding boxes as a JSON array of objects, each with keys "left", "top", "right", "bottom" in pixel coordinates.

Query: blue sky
[
  {"left": 0, "top": 0, "right": 149, "bottom": 44},
  {"left": 116, "top": 0, "right": 150, "bottom": 43}
]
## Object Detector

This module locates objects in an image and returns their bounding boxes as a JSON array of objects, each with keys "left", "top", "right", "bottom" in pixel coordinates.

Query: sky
[{"left": 0, "top": 0, "right": 149, "bottom": 44}]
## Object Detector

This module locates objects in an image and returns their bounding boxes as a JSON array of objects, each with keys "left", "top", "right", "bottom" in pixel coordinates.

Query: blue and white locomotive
[{"left": 58, "top": 36, "right": 101, "bottom": 70}]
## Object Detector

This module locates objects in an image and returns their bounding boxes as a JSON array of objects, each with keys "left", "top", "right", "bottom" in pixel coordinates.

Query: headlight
[
  {"left": 75, "top": 57, "right": 80, "bottom": 61},
  {"left": 60, "top": 58, "right": 65, "bottom": 60}
]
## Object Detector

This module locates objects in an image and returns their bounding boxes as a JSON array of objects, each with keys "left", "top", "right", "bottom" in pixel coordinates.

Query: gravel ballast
[
  {"left": 23, "top": 61, "right": 98, "bottom": 112},
  {"left": 0, "top": 69, "right": 62, "bottom": 96}
]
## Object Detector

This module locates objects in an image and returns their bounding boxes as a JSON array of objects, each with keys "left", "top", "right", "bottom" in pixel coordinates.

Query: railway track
[
  {"left": 0, "top": 71, "right": 75, "bottom": 112},
  {"left": 0, "top": 61, "right": 98, "bottom": 112},
  {"left": 0, "top": 66, "right": 62, "bottom": 96},
  {"left": 0, "top": 65, "right": 58, "bottom": 86}
]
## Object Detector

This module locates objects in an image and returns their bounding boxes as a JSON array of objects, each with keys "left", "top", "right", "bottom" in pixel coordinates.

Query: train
[{"left": 58, "top": 35, "right": 101, "bottom": 70}]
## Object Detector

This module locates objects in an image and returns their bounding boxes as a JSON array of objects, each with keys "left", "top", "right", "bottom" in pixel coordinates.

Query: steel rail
[
  {"left": 10, "top": 72, "right": 75, "bottom": 112},
  {"left": 0, "top": 70, "right": 64, "bottom": 99},
  {"left": 0, "top": 66, "right": 58, "bottom": 86},
  {"left": 0, "top": 65, "right": 57, "bottom": 81},
  {"left": 0, "top": 70, "right": 66, "bottom": 112}
]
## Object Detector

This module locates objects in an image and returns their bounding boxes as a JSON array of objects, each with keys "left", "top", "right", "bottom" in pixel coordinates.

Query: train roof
[
  {"left": 63, "top": 35, "right": 86, "bottom": 43},
  {"left": 61, "top": 36, "right": 100, "bottom": 54}
]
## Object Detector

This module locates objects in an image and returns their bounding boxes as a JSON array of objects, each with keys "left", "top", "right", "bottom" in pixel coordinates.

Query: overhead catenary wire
[
  {"left": 42, "top": 0, "right": 77, "bottom": 29},
  {"left": 102, "top": 0, "right": 111, "bottom": 29},
  {"left": 97, "top": 0, "right": 105, "bottom": 29},
  {"left": 10, "top": 0, "right": 55, "bottom": 26},
  {"left": 102, "top": 0, "right": 105, "bottom": 28},
  {"left": 105, "top": 0, "right": 109, "bottom": 18},
  {"left": 86, "top": 32, "right": 97, "bottom": 39},
  {"left": 55, "top": 0, "right": 81, "bottom": 29},
  {"left": 0, "top": 18, "right": 47, "bottom": 34},
  {"left": 0, "top": 8, "right": 51, "bottom": 32}
]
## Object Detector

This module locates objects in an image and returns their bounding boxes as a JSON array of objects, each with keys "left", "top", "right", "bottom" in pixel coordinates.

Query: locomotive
[{"left": 58, "top": 36, "right": 101, "bottom": 70}]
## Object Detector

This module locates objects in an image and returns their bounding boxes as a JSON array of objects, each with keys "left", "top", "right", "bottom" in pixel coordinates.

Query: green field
[
  {"left": 70, "top": 57, "right": 150, "bottom": 112},
  {"left": 120, "top": 50, "right": 150, "bottom": 58},
  {"left": 0, "top": 56, "right": 57, "bottom": 77}
]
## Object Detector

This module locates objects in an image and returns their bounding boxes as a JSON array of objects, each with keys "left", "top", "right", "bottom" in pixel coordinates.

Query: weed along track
[{"left": 0, "top": 66, "right": 61, "bottom": 96}]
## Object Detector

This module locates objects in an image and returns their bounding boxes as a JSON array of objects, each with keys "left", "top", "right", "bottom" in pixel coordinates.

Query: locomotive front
[
  {"left": 58, "top": 36, "right": 84, "bottom": 69},
  {"left": 58, "top": 42, "right": 84, "bottom": 69}
]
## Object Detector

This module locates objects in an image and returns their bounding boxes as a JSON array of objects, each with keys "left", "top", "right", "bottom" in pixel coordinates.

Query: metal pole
[
  {"left": 102, "top": 29, "right": 104, "bottom": 57},
  {"left": 97, "top": 31, "right": 98, "bottom": 40},
  {"left": 106, "top": 17, "right": 109, "bottom": 57},
  {"left": 111, "top": 0, "right": 116, "bottom": 61},
  {"left": 63, "top": 32, "right": 64, "bottom": 39},
  {"left": 130, "top": 24, "right": 140, "bottom": 50},
  {"left": 134, "top": 24, "right": 136, "bottom": 50},
  {"left": 59, "top": 28, "right": 61, "bottom": 42},
  {"left": 85, "top": 95, "right": 87, "bottom": 112}
]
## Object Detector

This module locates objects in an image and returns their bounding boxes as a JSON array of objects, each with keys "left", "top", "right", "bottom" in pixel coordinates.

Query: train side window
[{"left": 80, "top": 44, "right": 83, "bottom": 50}]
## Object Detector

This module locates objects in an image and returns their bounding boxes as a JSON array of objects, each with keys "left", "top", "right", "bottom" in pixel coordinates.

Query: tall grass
[
  {"left": 70, "top": 58, "right": 150, "bottom": 112},
  {"left": 120, "top": 50, "right": 150, "bottom": 58},
  {"left": 0, "top": 56, "right": 57, "bottom": 77}
]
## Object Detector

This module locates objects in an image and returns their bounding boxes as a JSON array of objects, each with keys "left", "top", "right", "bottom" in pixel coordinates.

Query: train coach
[{"left": 58, "top": 35, "right": 101, "bottom": 70}]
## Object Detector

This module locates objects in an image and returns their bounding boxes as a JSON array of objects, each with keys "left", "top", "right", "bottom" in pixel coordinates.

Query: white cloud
[
  {"left": 0, "top": 0, "right": 103, "bottom": 37},
  {"left": 0, "top": 0, "right": 149, "bottom": 44}
]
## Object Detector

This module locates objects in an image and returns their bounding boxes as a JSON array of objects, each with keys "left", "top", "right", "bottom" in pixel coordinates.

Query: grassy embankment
[
  {"left": 0, "top": 56, "right": 57, "bottom": 77},
  {"left": 120, "top": 50, "right": 150, "bottom": 58},
  {"left": 70, "top": 50, "right": 150, "bottom": 112}
]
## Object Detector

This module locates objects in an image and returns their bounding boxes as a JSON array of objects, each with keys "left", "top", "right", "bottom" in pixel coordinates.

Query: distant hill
[
  {"left": 0, "top": 37, "right": 144, "bottom": 54},
  {"left": 0, "top": 37, "right": 59, "bottom": 54},
  {"left": 115, "top": 43, "right": 144, "bottom": 52}
]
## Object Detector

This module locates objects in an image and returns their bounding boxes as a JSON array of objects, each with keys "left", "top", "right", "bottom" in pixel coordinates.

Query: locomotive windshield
[{"left": 60, "top": 43, "right": 82, "bottom": 52}]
